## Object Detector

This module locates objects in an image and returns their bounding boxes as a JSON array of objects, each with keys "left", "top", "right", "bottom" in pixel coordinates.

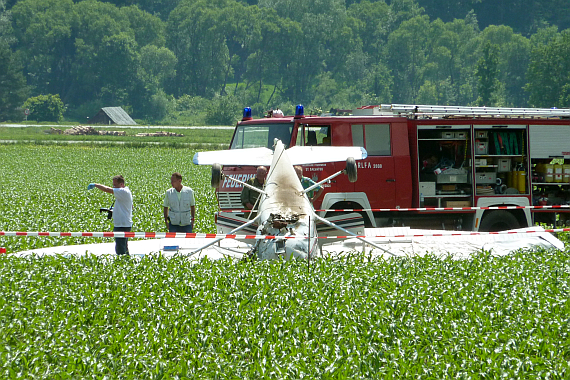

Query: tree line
[{"left": 1, "top": 0, "right": 570, "bottom": 124}]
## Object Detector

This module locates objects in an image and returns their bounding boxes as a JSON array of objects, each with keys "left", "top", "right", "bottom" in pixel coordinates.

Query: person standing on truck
[
  {"left": 241, "top": 166, "right": 267, "bottom": 210},
  {"left": 87, "top": 175, "right": 133, "bottom": 255},
  {"left": 164, "top": 172, "right": 196, "bottom": 232},
  {"left": 295, "top": 165, "right": 324, "bottom": 203}
]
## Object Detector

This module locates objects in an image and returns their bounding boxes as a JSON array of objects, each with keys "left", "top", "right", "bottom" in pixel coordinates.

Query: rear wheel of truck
[{"left": 479, "top": 210, "right": 519, "bottom": 232}]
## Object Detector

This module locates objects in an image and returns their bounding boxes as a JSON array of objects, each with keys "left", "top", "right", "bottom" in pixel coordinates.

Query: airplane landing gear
[
  {"left": 345, "top": 157, "right": 357, "bottom": 182},
  {"left": 211, "top": 163, "right": 222, "bottom": 188}
]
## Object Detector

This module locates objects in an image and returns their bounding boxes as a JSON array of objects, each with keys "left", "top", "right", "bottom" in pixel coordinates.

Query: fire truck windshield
[{"left": 230, "top": 123, "right": 295, "bottom": 149}]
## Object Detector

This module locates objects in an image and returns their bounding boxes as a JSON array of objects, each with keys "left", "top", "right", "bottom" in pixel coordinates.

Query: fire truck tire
[
  {"left": 211, "top": 163, "right": 223, "bottom": 188},
  {"left": 479, "top": 210, "right": 519, "bottom": 232},
  {"left": 346, "top": 157, "right": 357, "bottom": 183}
]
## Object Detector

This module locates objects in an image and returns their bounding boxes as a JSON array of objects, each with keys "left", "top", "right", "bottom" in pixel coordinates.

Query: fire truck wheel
[
  {"left": 479, "top": 210, "right": 519, "bottom": 232},
  {"left": 211, "top": 163, "right": 223, "bottom": 188},
  {"left": 346, "top": 157, "right": 357, "bottom": 183}
]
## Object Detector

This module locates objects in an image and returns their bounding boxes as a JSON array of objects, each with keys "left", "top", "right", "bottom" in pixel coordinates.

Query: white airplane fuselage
[
  {"left": 255, "top": 141, "right": 318, "bottom": 260},
  {"left": 192, "top": 138, "right": 368, "bottom": 260}
]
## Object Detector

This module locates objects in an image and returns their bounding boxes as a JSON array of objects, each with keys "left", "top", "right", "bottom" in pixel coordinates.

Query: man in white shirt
[
  {"left": 163, "top": 172, "right": 196, "bottom": 232},
  {"left": 88, "top": 175, "right": 133, "bottom": 255}
]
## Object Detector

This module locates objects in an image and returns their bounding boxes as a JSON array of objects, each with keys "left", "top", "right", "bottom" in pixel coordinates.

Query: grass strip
[{"left": 0, "top": 126, "right": 233, "bottom": 147}]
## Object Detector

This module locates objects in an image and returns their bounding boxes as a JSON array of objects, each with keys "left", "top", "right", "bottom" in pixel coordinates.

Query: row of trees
[
  {"left": 2, "top": 0, "right": 570, "bottom": 123},
  {"left": 7, "top": 0, "right": 569, "bottom": 35}
]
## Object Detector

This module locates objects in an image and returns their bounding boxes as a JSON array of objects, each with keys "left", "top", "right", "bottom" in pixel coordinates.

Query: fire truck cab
[{"left": 215, "top": 104, "right": 570, "bottom": 233}]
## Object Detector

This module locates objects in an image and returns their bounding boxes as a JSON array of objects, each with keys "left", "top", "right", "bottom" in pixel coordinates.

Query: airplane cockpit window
[{"left": 231, "top": 123, "right": 294, "bottom": 149}]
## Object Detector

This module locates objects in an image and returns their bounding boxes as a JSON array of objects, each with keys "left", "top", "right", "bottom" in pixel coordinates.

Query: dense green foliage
[
  {"left": 23, "top": 94, "right": 66, "bottom": 122},
  {"left": 1, "top": 249, "right": 570, "bottom": 378},
  {"left": 0, "top": 144, "right": 218, "bottom": 253},
  {"left": 2, "top": 0, "right": 570, "bottom": 123}
]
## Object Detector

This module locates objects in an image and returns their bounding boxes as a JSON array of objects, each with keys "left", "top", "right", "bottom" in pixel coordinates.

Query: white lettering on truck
[
  {"left": 357, "top": 161, "right": 377, "bottom": 169},
  {"left": 222, "top": 174, "right": 255, "bottom": 188}
]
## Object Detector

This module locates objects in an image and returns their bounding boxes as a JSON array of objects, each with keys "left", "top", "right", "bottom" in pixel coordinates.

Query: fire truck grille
[{"left": 217, "top": 192, "right": 242, "bottom": 209}]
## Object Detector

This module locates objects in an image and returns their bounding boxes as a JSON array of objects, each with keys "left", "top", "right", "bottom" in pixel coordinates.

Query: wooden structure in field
[{"left": 90, "top": 107, "right": 136, "bottom": 125}]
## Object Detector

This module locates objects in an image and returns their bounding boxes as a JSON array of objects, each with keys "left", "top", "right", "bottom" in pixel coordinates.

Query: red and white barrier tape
[
  {"left": 220, "top": 205, "right": 570, "bottom": 213},
  {"left": 1, "top": 229, "right": 570, "bottom": 239}
]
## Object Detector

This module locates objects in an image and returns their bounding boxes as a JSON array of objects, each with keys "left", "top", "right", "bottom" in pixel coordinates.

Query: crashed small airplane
[{"left": 192, "top": 139, "right": 395, "bottom": 260}]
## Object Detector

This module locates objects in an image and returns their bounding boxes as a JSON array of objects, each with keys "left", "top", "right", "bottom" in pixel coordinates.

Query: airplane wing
[
  {"left": 193, "top": 147, "right": 274, "bottom": 166},
  {"left": 193, "top": 146, "right": 367, "bottom": 166},
  {"left": 287, "top": 146, "right": 367, "bottom": 165}
]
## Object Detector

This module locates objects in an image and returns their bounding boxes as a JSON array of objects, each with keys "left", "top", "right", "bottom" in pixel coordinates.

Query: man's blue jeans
[{"left": 113, "top": 226, "right": 131, "bottom": 255}]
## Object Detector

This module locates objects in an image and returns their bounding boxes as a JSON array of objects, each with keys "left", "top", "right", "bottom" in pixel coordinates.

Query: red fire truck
[{"left": 215, "top": 104, "right": 570, "bottom": 232}]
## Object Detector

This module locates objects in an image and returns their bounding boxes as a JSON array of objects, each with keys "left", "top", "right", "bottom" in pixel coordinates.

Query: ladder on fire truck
[{"left": 355, "top": 104, "right": 570, "bottom": 118}]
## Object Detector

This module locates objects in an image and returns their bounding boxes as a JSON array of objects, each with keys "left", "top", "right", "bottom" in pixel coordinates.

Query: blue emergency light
[
  {"left": 242, "top": 107, "right": 252, "bottom": 120},
  {"left": 295, "top": 104, "right": 304, "bottom": 118}
]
